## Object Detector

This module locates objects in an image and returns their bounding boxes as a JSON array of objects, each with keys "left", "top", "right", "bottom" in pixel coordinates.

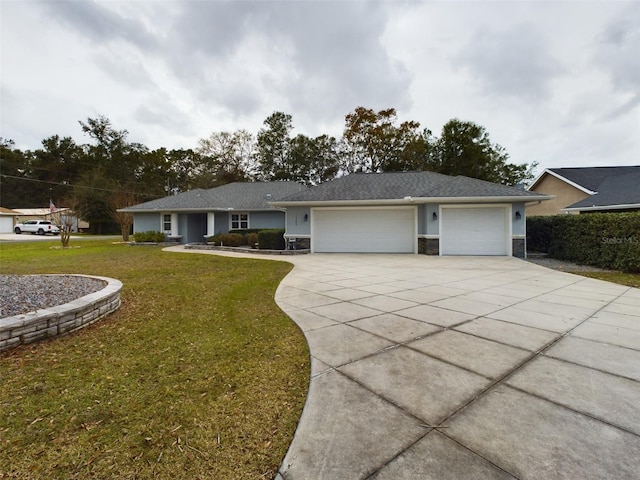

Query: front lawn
[
  {"left": 577, "top": 271, "right": 640, "bottom": 288},
  {"left": 0, "top": 241, "right": 309, "bottom": 479}
]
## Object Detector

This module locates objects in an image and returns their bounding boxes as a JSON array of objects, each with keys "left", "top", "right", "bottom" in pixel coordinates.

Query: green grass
[
  {"left": 0, "top": 241, "right": 310, "bottom": 479},
  {"left": 576, "top": 271, "right": 640, "bottom": 288}
]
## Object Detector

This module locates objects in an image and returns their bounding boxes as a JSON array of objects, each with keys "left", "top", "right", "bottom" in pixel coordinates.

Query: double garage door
[
  {"left": 313, "top": 208, "right": 415, "bottom": 253},
  {"left": 312, "top": 206, "right": 510, "bottom": 255}
]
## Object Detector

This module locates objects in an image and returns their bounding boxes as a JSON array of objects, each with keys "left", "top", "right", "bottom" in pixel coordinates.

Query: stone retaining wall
[{"left": 0, "top": 275, "right": 122, "bottom": 353}]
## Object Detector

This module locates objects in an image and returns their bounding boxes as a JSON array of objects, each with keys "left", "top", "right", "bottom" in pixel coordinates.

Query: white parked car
[{"left": 14, "top": 220, "right": 60, "bottom": 235}]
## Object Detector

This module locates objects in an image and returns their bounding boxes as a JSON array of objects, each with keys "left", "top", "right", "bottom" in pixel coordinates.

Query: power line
[{"left": 0, "top": 174, "right": 148, "bottom": 196}]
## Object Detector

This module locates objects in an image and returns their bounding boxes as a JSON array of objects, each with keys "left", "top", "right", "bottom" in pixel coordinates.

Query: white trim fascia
[
  {"left": 512, "top": 234, "right": 526, "bottom": 239},
  {"left": 270, "top": 195, "right": 553, "bottom": 208},
  {"left": 119, "top": 207, "right": 280, "bottom": 213},
  {"left": 418, "top": 234, "right": 439, "bottom": 239},
  {"left": 562, "top": 203, "right": 640, "bottom": 212},
  {"left": 530, "top": 169, "right": 596, "bottom": 195}
]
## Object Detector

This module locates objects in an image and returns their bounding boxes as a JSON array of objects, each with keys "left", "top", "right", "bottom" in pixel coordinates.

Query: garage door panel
[
  {"left": 313, "top": 209, "right": 415, "bottom": 253},
  {"left": 441, "top": 207, "right": 508, "bottom": 256}
]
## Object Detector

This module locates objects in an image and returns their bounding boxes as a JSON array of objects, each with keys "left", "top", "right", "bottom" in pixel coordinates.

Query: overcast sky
[{"left": 1, "top": 0, "right": 638, "bottom": 175}]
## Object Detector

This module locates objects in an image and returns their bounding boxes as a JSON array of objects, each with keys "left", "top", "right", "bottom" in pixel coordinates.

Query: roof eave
[
  {"left": 270, "top": 195, "right": 554, "bottom": 207},
  {"left": 118, "top": 207, "right": 281, "bottom": 213},
  {"left": 562, "top": 203, "right": 640, "bottom": 212}
]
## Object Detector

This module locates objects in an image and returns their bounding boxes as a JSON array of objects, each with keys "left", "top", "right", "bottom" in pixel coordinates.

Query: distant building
[{"left": 527, "top": 166, "right": 640, "bottom": 215}]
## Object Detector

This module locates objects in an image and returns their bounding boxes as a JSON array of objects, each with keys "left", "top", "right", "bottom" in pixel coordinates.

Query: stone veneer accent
[
  {"left": 0, "top": 275, "right": 122, "bottom": 353},
  {"left": 419, "top": 238, "right": 440, "bottom": 255},
  {"left": 512, "top": 238, "right": 526, "bottom": 258}
]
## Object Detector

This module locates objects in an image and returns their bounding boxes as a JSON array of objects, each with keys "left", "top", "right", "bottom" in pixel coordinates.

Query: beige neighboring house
[
  {"left": 527, "top": 166, "right": 640, "bottom": 216},
  {"left": 0, "top": 207, "right": 19, "bottom": 233},
  {"left": 10, "top": 208, "right": 89, "bottom": 233}
]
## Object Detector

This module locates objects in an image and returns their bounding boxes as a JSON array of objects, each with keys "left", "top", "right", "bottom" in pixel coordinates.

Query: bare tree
[
  {"left": 50, "top": 197, "right": 80, "bottom": 247},
  {"left": 109, "top": 189, "right": 136, "bottom": 241}
]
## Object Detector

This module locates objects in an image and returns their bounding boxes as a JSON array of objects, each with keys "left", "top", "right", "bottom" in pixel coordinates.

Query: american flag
[{"left": 49, "top": 199, "right": 56, "bottom": 213}]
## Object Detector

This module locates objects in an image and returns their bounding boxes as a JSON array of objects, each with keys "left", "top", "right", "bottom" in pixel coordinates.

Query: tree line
[{"left": 0, "top": 107, "right": 536, "bottom": 234}]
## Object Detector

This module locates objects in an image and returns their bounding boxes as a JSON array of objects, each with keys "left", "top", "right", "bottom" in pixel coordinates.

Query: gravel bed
[
  {"left": 524, "top": 254, "right": 609, "bottom": 272},
  {"left": 0, "top": 275, "right": 107, "bottom": 318}
]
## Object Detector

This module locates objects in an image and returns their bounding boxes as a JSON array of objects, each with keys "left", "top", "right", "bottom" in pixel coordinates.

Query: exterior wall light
[
  {"left": 515, "top": 211, "right": 522, "bottom": 220},
  {"left": 304, "top": 214, "right": 309, "bottom": 221},
  {"left": 432, "top": 212, "right": 438, "bottom": 221}
]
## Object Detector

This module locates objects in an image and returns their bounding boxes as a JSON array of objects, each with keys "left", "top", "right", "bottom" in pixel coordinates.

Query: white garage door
[
  {"left": 441, "top": 207, "right": 509, "bottom": 256},
  {"left": 0, "top": 216, "right": 14, "bottom": 234},
  {"left": 313, "top": 208, "right": 415, "bottom": 253}
]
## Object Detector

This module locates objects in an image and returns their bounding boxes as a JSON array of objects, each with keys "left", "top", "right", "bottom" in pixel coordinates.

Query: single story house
[
  {"left": 270, "top": 171, "right": 552, "bottom": 257},
  {"left": 526, "top": 166, "right": 640, "bottom": 215},
  {"left": 8, "top": 208, "right": 88, "bottom": 233},
  {"left": 119, "top": 181, "right": 306, "bottom": 244}
]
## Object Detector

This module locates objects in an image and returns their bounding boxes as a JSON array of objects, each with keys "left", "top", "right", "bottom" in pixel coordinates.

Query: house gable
[
  {"left": 527, "top": 166, "right": 640, "bottom": 215},
  {"left": 527, "top": 173, "right": 590, "bottom": 216}
]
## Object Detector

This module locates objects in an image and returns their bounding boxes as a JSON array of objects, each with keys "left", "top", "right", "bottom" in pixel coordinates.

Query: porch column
[
  {"left": 170, "top": 213, "right": 179, "bottom": 237},
  {"left": 206, "top": 212, "right": 215, "bottom": 237}
]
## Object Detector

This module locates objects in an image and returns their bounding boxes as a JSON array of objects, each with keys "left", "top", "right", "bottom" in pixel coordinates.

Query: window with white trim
[
  {"left": 162, "top": 214, "right": 172, "bottom": 232},
  {"left": 231, "top": 213, "right": 249, "bottom": 229}
]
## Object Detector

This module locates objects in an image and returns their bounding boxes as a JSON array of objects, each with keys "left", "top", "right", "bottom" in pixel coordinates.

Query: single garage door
[
  {"left": 313, "top": 208, "right": 415, "bottom": 253},
  {"left": 441, "top": 206, "right": 509, "bottom": 256},
  {"left": 0, "top": 216, "right": 14, "bottom": 234}
]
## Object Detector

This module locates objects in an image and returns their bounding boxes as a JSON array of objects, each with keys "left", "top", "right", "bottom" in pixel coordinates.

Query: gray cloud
[
  {"left": 594, "top": 3, "right": 640, "bottom": 98},
  {"left": 40, "top": 0, "right": 159, "bottom": 51},
  {"left": 454, "top": 23, "right": 565, "bottom": 102},
  {"left": 164, "top": 1, "right": 412, "bottom": 129}
]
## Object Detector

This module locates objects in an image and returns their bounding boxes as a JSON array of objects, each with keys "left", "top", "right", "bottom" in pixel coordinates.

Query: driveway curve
[{"left": 167, "top": 248, "right": 640, "bottom": 479}]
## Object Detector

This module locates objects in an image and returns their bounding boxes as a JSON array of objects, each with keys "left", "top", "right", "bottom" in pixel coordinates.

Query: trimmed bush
[
  {"left": 527, "top": 213, "right": 640, "bottom": 272},
  {"left": 133, "top": 231, "right": 166, "bottom": 243},
  {"left": 247, "top": 233, "right": 259, "bottom": 249},
  {"left": 257, "top": 229, "right": 286, "bottom": 250},
  {"left": 525, "top": 216, "right": 554, "bottom": 253},
  {"left": 208, "top": 233, "right": 245, "bottom": 247}
]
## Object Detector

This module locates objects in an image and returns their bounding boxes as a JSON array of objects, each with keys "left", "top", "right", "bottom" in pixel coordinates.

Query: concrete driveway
[
  {"left": 272, "top": 254, "right": 640, "bottom": 480},
  {"left": 168, "top": 248, "right": 640, "bottom": 479}
]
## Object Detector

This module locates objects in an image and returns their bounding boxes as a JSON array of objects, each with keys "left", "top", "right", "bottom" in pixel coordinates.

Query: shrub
[
  {"left": 257, "top": 229, "right": 286, "bottom": 250},
  {"left": 208, "top": 233, "right": 245, "bottom": 247},
  {"left": 247, "top": 233, "right": 259, "bottom": 249},
  {"left": 133, "top": 231, "right": 165, "bottom": 243},
  {"left": 526, "top": 216, "right": 555, "bottom": 253},
  {"left": 527, "top": 213, "right": 640, "bottom": 272}
]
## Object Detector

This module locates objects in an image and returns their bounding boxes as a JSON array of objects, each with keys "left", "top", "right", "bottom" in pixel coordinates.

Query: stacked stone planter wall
[{"left": 0, "top": 275, "right": 122, "bottom": 353}]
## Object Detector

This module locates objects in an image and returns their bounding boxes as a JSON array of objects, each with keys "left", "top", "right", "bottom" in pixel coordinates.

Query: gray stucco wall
[
  {"left": 249, "top": 210, "right": 286, "bottom": 230},
  {"left": 425, "top": 204, "right": 439, "bottom": 236},
  {"left": 285, "top": 207, "right": 311, "bottom": 236},
  {"left": 512, "top": 202, "right": 526, "bottom": 236},
  {"left": 133, "top": 213, "right": 160, "bottom": 233}
]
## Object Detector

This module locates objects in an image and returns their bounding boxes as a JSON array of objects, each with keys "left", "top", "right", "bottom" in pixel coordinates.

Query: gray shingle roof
[
  {"left": 566, "top": 170, "right": 640, "bottom": 209},
  {"left": 121, "top": 182, "right": 306, "bottom": 212},
  {"left": 274, "top": 171, "right": 548, "bottom": 203},
  {"left": 546, "top": 166, "right": 640, "bottom": 192}
]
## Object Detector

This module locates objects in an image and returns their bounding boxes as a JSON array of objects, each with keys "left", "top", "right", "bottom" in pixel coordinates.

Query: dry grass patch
[
  {"left": 577, "top": 271, "right": 640, "bottom": 288},
  {"left": 0, "top": 241, "right": 309, "bottom": 479}
]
